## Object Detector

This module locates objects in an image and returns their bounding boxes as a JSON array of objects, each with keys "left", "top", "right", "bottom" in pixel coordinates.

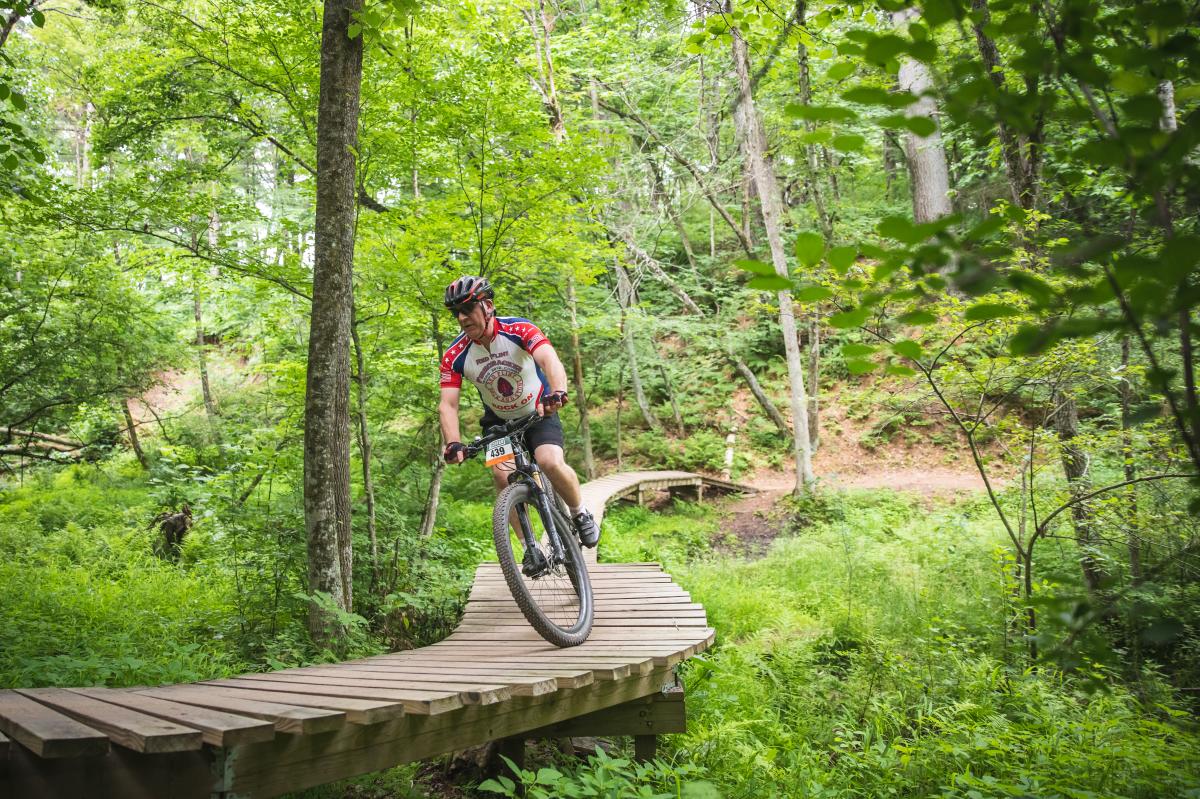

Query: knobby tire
[{"left": 492, "top": 481, "right": 593, "bottom": 647}]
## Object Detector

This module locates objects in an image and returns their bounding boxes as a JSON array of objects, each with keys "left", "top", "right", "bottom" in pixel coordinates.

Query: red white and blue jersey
[{"left": 439, "top": 317, "right": 551, "bottom": 420}]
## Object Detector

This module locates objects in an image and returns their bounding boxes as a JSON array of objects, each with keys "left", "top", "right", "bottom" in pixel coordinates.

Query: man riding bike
[{"left": 438, "top": 275, "right": 600, "bottom": 554}]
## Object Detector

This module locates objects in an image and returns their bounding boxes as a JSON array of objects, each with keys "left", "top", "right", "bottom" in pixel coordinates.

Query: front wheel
[{"left": 493, "top": 481, "right": 593, "bottom": 647}]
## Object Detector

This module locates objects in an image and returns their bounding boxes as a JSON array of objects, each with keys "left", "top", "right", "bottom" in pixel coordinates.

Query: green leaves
[
  {"left": 828, "top": 246, "right": 857, "bottom": 274},
  {"left": 841, "top": 86, "right": 919, "bottom": 109},
  {"left": 963, "top": 303, "right": 1022, "bottom": 321},
  {"left": 829, "top": 307, "right": 870, "bottom": 328},
  {"left": 863, "top": 34, "right": 909, "bottom": 65},
  {"left": 795, "top": 232, "right": 825, "bottom": 268},
  {"left": 795, "top": 285, "right": 834, "bottom": 302},
  {"left": 735, "top": 259, "right": 774, "bottom": 276},
  {"left": 879, "top": 113, "right": 937, "bottom": 137},
  {"left": 891, "top": 339, "right": 923, "bottom": 360},
  {"left": 784, "top": 104, "right": 857, "bottom": 122},
  {"left": 827, "top": 62, "right": 856, "bottom": 81},
  {"left": 832, "top": 133, "right": 866, "bottom": 152},
  {"left": 747, "top": 274, "right": 793, "bottom": 291},
  {"left": 876, "top": 215, "right": 958, "bottom": 244}
]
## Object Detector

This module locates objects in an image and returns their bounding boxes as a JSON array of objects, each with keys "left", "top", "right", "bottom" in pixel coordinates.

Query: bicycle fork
[{"left": 511, "top": 454, "right": 567, "bottom": 566}]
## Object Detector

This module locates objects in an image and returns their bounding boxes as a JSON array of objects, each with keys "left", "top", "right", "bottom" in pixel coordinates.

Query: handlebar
[{"left": 463, "top": 412, "right": 540, "bottom": 460}]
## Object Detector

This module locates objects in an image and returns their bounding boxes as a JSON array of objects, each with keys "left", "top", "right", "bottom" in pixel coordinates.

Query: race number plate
[{"left": 485, "top": 436, "right": 515, "bottom": 467}]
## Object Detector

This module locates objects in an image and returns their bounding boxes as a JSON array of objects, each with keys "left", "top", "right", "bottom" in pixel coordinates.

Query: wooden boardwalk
[{"left": 0, "top": 470, "right": 751, "bottom": 798}]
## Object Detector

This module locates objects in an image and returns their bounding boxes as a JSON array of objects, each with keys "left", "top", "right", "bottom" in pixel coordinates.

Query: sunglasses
[{"left": 449, "top": 301, "right": 480, "bottom": 317}]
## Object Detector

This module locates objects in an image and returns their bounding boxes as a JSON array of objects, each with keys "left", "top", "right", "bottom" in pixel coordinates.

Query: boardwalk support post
[
  {"left": 525, "top": 685, "right": 684, "bottom": 762},
  {"left": 633, "top": 735, "right": 656, "bottom": 763},
  {"left": 495, "top": 735, "right": 525, "bottom": 775}
]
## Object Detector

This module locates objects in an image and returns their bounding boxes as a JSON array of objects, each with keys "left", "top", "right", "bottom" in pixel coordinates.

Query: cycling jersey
[{"left": 440, "top": 317, "right": 551, "bottom": 420}]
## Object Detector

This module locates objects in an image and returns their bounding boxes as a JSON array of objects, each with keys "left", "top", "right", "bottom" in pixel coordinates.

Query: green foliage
[
  {"left": 601, "top": 502, "right": 723, "bottom": 568},
  {"left": 479, "top": 750, "right": 716, "bottom": 799},
  {"left": 0, "top": 473, "right": 243, "bottom": 687},
  {"left": 668, "top": 493, "right": 1200, "bottom": 798}
]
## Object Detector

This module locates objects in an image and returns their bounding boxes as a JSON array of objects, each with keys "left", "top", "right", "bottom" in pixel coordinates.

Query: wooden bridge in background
[{"left": 0, "top": 471, "right": 753, "bottom": 798}]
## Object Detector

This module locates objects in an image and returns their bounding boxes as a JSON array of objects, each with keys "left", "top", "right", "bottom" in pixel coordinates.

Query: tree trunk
[
  {"left": 646, "top": 155, "right": 698, "bottom": 270},
  {"left": 304, "top": 0, "right": 363, "bottom": 646},
  {"left": 420, "top": 312, "right": 448, "bottom": 538},
  {"left": 192, "top": 276, "right": 218, "bottom": 429},
  {"left": 731, "top": 26, "right": 815, "bottom": 494},
  {"left": 807, "top": 314, "right": 820, "bottom": 451},
  {"left": 122, "top": 397, "right": 147, "bottom": 469},
  {"left": 794, "top": 2, "right": 834, "bottom": 243},
  {"left": 622, "top": 232, "right": 791, "bottom": 435},
  {"left": 894, "top": 8, "right": 953, "bottom": 223},
  {"left": 969, "top": 0, "right": 1040, "bottom": 209},
  {"left": 615, "top": 362, "right": 624, "bottom": 470},
  {"left": 731, "top": 358, "right": 791, "bottom": 435},
  {"left": 614, "top": 262, "right": 658, "bottom": 430},
  {"left": 883, "top": 134, "right": 899, "bottom": 200},
  {"left": 1052, "top": 391, "right": 1108, "bottom": 596},
  {"left": 566, "top": 276, "right": 596, "bottom": 480},
  {"left": 524, "top": 0, "right": 566, "bottom": 143},
  {"left": 74, "top": 103, "right": 92, "bottom": 190},
  {"left": 740, "top": 161, "right": 754, "bottom": 250},
  {"left": 350, "top": 306, "right": 379, "bottom": 587},
  {"left": 654, "top": 349, "right": 685, "bottom": 433},
  {"left": 1158, "top": 80, "right": 1177, "bottom": 135},
  {"left": 1120, "top": 337, "right": 1141, "bottom": 583}
]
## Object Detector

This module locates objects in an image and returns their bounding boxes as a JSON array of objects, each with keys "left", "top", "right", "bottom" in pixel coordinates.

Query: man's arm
[
  {"left": 439, "top": 387, "right": 464, "bottom": 462},
  {"left": 533, "top": 343, "right": 569, "bottom": 394}
]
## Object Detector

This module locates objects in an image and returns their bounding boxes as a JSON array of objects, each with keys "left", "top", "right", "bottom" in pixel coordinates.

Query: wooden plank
[
  {"left": 135, "top": 686, "right": 346, "bottom": 734},
  {"left": 68, "top": 688, "right": 275, "bottom": 747},
  {"left": 14, "top": 688, "right": 202, "bottom": 754},
  {"left": 0, "top": 690, "right": 109, "bottom": 759},
  {"left": 209, "top": 677, "right": 485, "bottom": 711},
  {"left": 458, "top": 623, "right": 709, "bottom": 633},
  {"left": 460, "top": 609, "right": 708, "bottom": 620},
  {"left": 457, "top": 617, "right": 709, "bottom": 628},
  {"left": 219, "top": 671, "right": 539, "bottom": 700},
  {"left": 304, "top": 663, "right": 592, "bottom": 690},
  {"left": 191, "top": 683, "right": 406, "bottom": 723},
  {"left": 231, "top": 671, "right": 533, "bottom": 697},
  {"left": 371, "top": 655, "right": 637, "bottom": 680},
  {"left": 382, "top": 649, "right": 657, "bottom": 672},
  {"left": 194, "top": 676, "right": 458, "bottom": 716},
  {"left": 337, "top": 665, "right": 593, "bottom": 690},
  {"left": 467, "top": 596, "right": 696, "bottom": 608},
  {"left": 0, "top": 729, "right": 9, "bottom": 759}
]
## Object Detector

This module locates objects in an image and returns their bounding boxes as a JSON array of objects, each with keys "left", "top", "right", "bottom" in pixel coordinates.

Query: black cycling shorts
[{"left": 480, "top": 408, "right": 565, "bottom": 451}]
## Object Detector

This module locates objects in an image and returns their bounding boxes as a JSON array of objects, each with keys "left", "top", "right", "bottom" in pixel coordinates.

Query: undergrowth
[{"left": 573, "top": 492, "right": 1200, "bottom": 799}]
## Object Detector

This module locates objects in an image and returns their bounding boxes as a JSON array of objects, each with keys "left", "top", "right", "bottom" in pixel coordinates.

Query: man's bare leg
[
  {"left": 532, "top": 443, "right": 583, "bottom": 508},
  {"left": 491, "top": 462, "right": 521, "bottom": 531}
]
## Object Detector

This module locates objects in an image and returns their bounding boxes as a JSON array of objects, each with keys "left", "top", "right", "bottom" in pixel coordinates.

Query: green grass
[
  {"left": 594, "top": 492, "right": 1200, "bottom": 799},
  {"left": 0, "top": 471, "right": 244, "bottom": 687}
]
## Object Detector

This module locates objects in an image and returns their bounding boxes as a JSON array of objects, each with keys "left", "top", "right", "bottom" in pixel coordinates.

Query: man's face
[{"left": 452, "top": 300, "right": 490, "bottom": 340}]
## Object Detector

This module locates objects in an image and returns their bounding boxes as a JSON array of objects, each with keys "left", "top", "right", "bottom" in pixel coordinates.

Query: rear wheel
[{"left": 492, "top": 481, "right": 593, "bottom": 647}]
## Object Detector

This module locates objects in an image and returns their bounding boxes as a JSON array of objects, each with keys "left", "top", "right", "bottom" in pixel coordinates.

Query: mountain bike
[{"left": 463, "top": 413, "right": 594, "bottom": 647}]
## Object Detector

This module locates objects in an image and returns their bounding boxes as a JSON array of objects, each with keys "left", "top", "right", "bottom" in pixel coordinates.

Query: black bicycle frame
[
  {"left": 508, "top": 446, "right": 568, "bottom": 563},
  {"left": 469, "top": 415, "right": 568, "bottom": 564}
]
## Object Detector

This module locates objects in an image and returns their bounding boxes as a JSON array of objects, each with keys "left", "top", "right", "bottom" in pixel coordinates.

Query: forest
[{"left": 1, "top": 0, "right": 1199, "bottom": 795}]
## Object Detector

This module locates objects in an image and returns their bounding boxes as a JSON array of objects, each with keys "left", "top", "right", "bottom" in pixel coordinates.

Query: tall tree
[
  {"left": 893, "top": 7, "right": 952, "bottom": 223},
  {"left": 304, "top": 0, "right": 363, "bottom": 647},
  {"left": 730, "top": 24, "right": 815, "bottom": 493}
]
